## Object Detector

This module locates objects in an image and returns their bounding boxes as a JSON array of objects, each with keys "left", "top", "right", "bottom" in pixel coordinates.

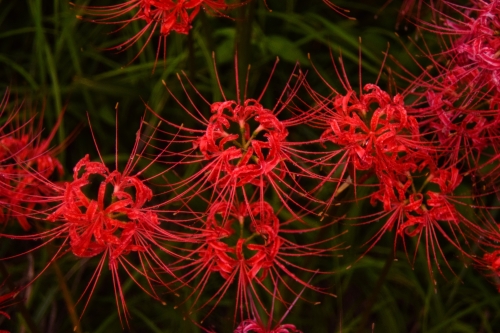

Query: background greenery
[{"left": 0, "top": 0, "right": 499, "bottom": 332}]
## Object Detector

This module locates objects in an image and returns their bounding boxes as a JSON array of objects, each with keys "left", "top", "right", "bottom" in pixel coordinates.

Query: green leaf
[{"left": 264, "top": 35, "right": 308, "bottom": 64}]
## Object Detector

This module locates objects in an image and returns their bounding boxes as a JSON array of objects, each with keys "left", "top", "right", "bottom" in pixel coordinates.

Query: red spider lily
[
  {"left": 425, "top": 106, "right": 495, "bottom": 169},
  {"left": 388, "top": 3, "right": 500, "bottom": 112},
  {"left": 413, "top": 0, "right": 500, "bottom": 102},
  {"left": 194, "top": 98, "right": 289, "bottom": 188},
  {"left": 169, "top": 197, "right": 340, "bottom": 323},
  {"left": 318, "top": 83, "right": 423, "bottom": 174},
  {"left": 197, "top": 200, "right": 281, "bottom": 281},
  {"left": 47, "top": 154, "right": 159, "bottom": 261},
  {"left": 386, "top": 8, "right": 500, "bottom": 198},
  {"left": 75, "top": 0, "right": 240, "bottom": 67},
  {"left": 145, "top": 58, "right": 324, "bottom": 219},
  {"left": 477, "top": 217, "right": 500, "bottom": 287},
  {"left": 0, "top": 136, "right": 63, "bottom": 230},
  {"left": 0, "top": 90, "right": 64, "bottom": 231},
  {"left": 360, "top": 166, "right": 487, "bottom": 280},
  {"left": 484, "top": 250, "right": 500, "bottom": 270},
  {"left": 305, "top": 55, "right": 429, "bottom": 211},
  {"left": 1, "top": 115, "right": 190, "bottom": 326},
  {"left": 473, "top": 211, "right": 500, "bottom": 291},
  {"left": 306, "top": 54, "right": 488, "bottom": 279}
]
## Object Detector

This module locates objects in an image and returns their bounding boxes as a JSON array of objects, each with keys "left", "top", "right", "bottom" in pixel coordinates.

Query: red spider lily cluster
[
  {"left": 425, "top": 0, "right": 500, "bottom": 97},
  {"left": 141, "top": 64, "right": 340, "bottom": 323},
  {"left": 0, "top": 91, "right": 63, "bottom": 231},
  {"left": 2, "top": 0, "right": 500, "bottom": 332}
]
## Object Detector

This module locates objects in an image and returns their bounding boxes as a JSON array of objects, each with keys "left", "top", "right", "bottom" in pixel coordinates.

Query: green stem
[
  {"left": 187, "top": 28, "right": 196, "bottom": 82},
  {"left": 52, "top": 261, "right": 83, "bottom": 333},
  {"left": 234, "top": 0, "right": 256, "bottom": 103},
  {"left": 354, "top": 247, "right": 395, "bottom": 333}
]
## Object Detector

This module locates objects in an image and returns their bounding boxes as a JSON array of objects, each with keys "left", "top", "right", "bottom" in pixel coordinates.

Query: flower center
[
  {"left": 202, "top": 201, "right": 280, "bottom": 281},
  {"left": 197, "top": 99, "right": 287, "bottom": 186}
]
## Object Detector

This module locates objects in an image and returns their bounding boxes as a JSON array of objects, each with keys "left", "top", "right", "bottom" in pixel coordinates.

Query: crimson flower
[
  {"left": 76, "top": 0, "right": 238, "bottom": 65},
  {"left": 413, "top": 0, "right": 500, "bottom": 104},
  {"left": 362, "top": 166, "right": 487, "bottom": 280},
  {"left": 318, "top": 83, "right": 422, "bottom": 173},
  {"left": 482, "top": 249, "right": 500, "bottom": 291},
  {"left": 304, "top": 62, "right": 428, "bottom": 210},
  {"left": 47, "top": 154, "right": 160, "bottom": 260},
  {"left": 169, "top": 197, "right": 339, "bottom": 322},
  {"left": 1, "top": 116, "right": 186, "bottom": 325},
  {"left": 146, "top": 59, "right": 323, "bottom": 218},
  {"left": 306, "top": 55, "right": 488, "bottom": 279},
  {"left": 0, "top": 90, "right": 63, "bottom": 231}
]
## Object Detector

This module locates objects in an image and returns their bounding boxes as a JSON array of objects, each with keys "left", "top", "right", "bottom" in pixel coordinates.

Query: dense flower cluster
[
  {"left": 1, "top": 0, "right": 500, "bottom": 332},
  {"left": 0, "top": 91, "right": 63, "bottom": 231}
]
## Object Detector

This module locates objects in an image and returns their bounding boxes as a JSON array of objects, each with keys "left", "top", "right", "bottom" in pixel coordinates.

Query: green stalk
[
  {"left": 234, "top": 0, "right": 256, "bottom": 103},
  {"left": 29, "top": 0, "right": 65, "bottom": 163},
  {"left": 354, "top": 247, "right": 395, "bottom": 333},
  {"left": 52, "top": 261, "right": 83, "bottom": 333}
]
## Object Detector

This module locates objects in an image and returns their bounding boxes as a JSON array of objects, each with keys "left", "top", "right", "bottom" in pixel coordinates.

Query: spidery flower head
[
  {"left": 147, "top": 56, "right": 323, "bottom": 217},
  {"left": 170, "top": 196, "right": 340, "bottom": 324},
  {"left": 415, "top": 0, "right": 500, "bottom": 102},
  {"left": 194, "top": 98, "right": 288, "bottom": 188},
  {"left": 2, "top": 111, "right": 183, "bottom": 326},
  {"left": 75, "top": 0, "right": 240, "bottom": 67},
  {"left": 307, "top": 53, "right": 487, "bottom": 282},
  {"left": 0, "top": 89, "right": 64, "bottom": 231}
]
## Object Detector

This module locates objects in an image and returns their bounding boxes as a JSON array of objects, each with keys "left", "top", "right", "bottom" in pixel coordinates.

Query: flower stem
[
  {"left": 354, "top": 247, "right": 395, "bottom": 333},
  {"left": 235, "top": 0, "right": 256, "bottom": 103},
  {"left": 52, "top": 260, "right": 83, "bottom": 333}
]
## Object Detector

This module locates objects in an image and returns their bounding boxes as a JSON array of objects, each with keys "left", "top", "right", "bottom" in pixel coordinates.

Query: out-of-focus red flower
[
  {"left": 415, "top": 0, "right": 500, "bottom": 102},
  {"left": 0, "top": 287, "right": 17, "bottom": 333},
  {"left": 0, "top": 90, "right": 63, "bottom": 231},
  {"left": 484, "top": 250, "right": 500, "bottom": 272},
  {"left": 75, "top": 0, "right": 239, "bottom": 66},
  {"left": 481, "top": 248, "right": 500, "bottom": 291}
]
